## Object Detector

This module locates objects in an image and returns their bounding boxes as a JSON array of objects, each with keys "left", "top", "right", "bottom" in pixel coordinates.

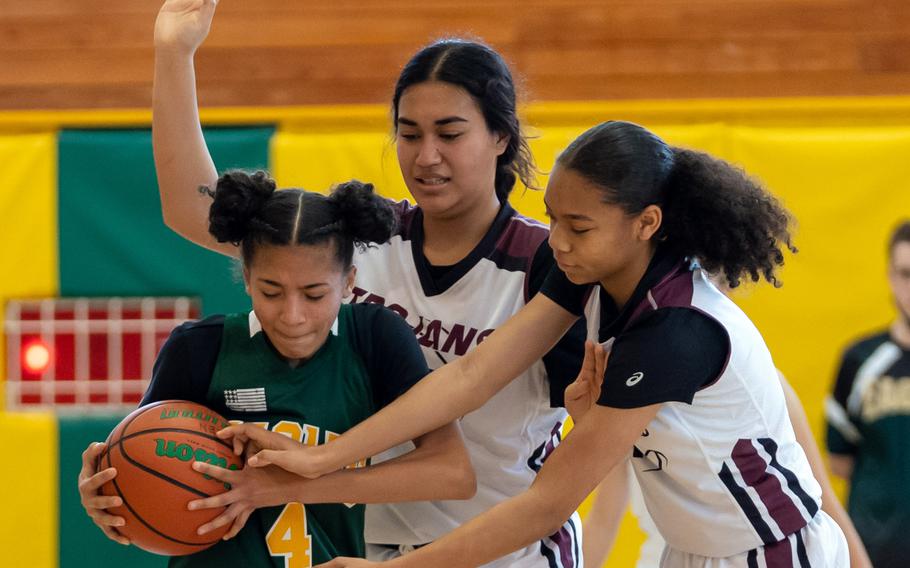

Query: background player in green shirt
[
  {"left": 77, "top": 172, "right": 476, "bottom": 566},
  {"left": 826, "top": 220, "right": 910, "bottom": 568}
]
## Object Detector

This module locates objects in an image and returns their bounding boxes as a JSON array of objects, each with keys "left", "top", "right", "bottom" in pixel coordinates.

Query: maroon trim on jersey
[
  {"left": 387, "top": 199, "right": 418, "bottom": 240},
  {"left": 762, "top": 534, "right": 795, "bottom": 567},
  {"left": 491, "top": 214, "right": 548, "bottom": 303},
  {"left": 731, "top": 439, "right": 809, "bottom": 538},
  {"left": 492, "top": 214, "right": 548, "bottom": 262},
  {"left": 626, "top": 260, "right": 694, "bottom": 325}
]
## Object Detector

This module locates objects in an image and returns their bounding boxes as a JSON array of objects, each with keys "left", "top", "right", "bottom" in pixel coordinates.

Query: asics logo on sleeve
[{"left": 626, "top": 372, "right": 645, "bottom": 386}]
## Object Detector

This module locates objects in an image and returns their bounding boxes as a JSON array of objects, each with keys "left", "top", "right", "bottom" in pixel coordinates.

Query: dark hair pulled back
[
  {"left": 557, "top": 121, "right": 797, "bottom": 288},
  {"left": 205, "top": 170, "right": 397, "bottom": 270},
  {"left": 392, "top": 38, "right": 535, "bottom": 202},
  {"left": 889, "top": 220, "right": 910, "bottom": 257}
]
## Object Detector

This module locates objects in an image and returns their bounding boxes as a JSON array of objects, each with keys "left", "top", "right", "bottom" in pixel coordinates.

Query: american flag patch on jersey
[{"left": 224, "top": 388, "right": 267, "bottom": 413}]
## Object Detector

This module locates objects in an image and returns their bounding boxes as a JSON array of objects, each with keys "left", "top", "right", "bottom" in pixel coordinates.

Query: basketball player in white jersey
[{"left": 238, "top": 121, "right": 850, "bottom": 567}]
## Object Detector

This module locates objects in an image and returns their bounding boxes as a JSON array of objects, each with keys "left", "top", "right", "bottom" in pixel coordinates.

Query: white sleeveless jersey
[
  {"left": 584, "top": 265, "right": 821, "bottom": 558},
  {"left": 353, "top": 201, "right": 583, "bottom": 568}
]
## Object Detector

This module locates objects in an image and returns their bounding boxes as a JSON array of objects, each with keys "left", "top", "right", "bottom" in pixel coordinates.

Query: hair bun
[
  {"left": 208, "top": 170, "right": 277, "bottom": 244},
  {"left": 328, "top": 180, "right": 397, "bottom": 245}
]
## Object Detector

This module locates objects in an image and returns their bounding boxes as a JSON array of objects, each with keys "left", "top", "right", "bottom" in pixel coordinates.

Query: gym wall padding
[
  {"left": 57, "top": 414, "right": 164, "bottom": 568},
  {"left": 0, "top": 412, "right": 57, "bottom": 568},
  {"left": 0, "top": 133, "right": 58, "bottom": 410},
  {"left": 57, "top": 127, "right": 274, "bottom": 316}
]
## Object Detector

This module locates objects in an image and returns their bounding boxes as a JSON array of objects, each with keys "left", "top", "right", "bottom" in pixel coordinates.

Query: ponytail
[
  {"left": 660, "top": 148, "right": 796, "bottom": 288},
  {"left": 557, "top": 121, "right": 796, "bottom": 288}
]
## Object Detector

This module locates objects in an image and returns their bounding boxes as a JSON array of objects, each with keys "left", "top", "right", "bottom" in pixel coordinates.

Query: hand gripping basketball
[{"left": 96, "top": 400, "right": 244, "bottom": 555}]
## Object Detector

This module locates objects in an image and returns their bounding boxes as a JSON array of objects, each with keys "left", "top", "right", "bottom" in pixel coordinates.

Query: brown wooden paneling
[{"left": 1, "top": 0, "right": 909, "bottom": 110}]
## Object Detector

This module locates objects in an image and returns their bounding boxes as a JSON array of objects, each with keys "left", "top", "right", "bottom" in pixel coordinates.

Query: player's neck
[
  {"left": 891, "top": 317, "right": 910, "bottom": 349},
  {"left": 421, "top": 194, "right": 500, "bottom": 266}
]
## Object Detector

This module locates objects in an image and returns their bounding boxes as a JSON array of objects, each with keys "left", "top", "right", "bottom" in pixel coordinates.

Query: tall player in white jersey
[
  {"left": 149, "top": 1, "right": 588, "bottom": 566},
  {"left": 245, "top": 121, "right": 850, "bottom": 568}
]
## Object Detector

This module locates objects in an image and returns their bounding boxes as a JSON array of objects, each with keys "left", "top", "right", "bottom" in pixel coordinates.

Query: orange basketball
[{"left": 98, "top": 400, "right": 244, "bottom": 556}]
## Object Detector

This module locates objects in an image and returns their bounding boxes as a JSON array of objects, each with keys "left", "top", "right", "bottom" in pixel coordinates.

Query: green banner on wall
[
  {"left": 59, "top": 415, "right": 165, "bottom": 568},
  {"left": 58, "top": 128, "right": 273, "bottom": 315}
]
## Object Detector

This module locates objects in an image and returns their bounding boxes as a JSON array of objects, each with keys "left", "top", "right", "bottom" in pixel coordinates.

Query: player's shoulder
[
  {"left": 628, "top": 307, "right": 729, "bottom": 357},
  {"left": 387, "top": 198, "right": 420, "bottom": 239},
  {"left": 488, "top": 208, "right": 550, "bottom": 274},
  {"left": 167, "top": 314, "right": 226, "bottom": 344},
  {"left": 841, "top": 329, "right": 892, "bottom": 362},
  {"left": 347, "top": 302, "right": 407, "bottom": 329}
]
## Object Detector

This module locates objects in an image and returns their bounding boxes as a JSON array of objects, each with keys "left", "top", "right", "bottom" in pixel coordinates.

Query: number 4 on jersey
[{"left": 266, "top": 502, "right": 313, "bottom": 568}]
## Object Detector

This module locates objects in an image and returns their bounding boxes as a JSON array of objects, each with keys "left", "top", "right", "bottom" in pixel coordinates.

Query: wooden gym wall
[{"left": 1, "top": 0, "right": 909, "bottom": 110}]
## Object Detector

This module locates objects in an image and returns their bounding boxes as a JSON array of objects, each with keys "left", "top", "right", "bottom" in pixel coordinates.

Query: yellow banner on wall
[{"left": 0, "top": 133, "right": 58, "bottom": 409}]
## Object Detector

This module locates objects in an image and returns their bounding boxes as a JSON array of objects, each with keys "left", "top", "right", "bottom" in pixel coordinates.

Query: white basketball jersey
[
  {"left": 354, "top": 201, "right": 582, "bottom": 568},
  {"left": 584, "top": 266, "right": 821, "bottom": 558}
]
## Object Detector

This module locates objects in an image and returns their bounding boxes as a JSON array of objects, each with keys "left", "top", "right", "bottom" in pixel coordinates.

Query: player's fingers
[
  {"left": 99, "top": 525, "right": 131, "bottom": 546},
  {"left": 79, "top": 468, "right": 117, "bottom": 500},
  {"left": 84, "top": 494, "right": 123, "bottom": 510},
  {"left": 240, "top": 426, "right": 297, "bottom": 451},
  {"left": 223, "top": 508, "right": 252, "bottom": 540},
  {"left": 594, "top": 344, "right": 607, "bottom": 389},
  {"left": 246, "top": 449, "right": 277, "bottom": 468},
  {"left": 197, "top": 502, "right": 243, "bottom": 535},
  {"left": 216, "top": 424, "right": 243, "bottom": 439},
  {"left": 563, "top": 381, "right": 583, "bottom": 402},
  {"left": 233, "top": 435, "right": 244, "bottom": 456},
  {"left": 191, "top": 460, "right": 237, "bottom": 483},
  {"left": 187, "top": 490, "right": 232, "bottom": 511},
  {"left": 79, "top": 442, "right": 106, "bottom": 478},
  {"left": 91, "top": 510, "right": 127, "bottom": 527},
  {"left": 579, "top": 340, "right": 596, "bottom": 377}
]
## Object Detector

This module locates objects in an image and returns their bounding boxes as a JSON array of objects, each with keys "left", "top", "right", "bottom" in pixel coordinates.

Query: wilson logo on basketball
[
  {"left": 159, "top": 408, "right": 231, "bottom": 429},
  {"left": 154, "top": 438, "right": 239, "bottom": 488}
]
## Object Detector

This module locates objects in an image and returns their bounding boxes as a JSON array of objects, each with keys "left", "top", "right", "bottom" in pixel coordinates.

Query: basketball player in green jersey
[{"left": 77, "top": 172, "right": 476, "bottom": 566}]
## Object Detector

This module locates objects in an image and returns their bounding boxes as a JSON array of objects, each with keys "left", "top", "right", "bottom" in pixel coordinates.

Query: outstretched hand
[
  {"left": 217, "top": 423, "right": 332, "bottom": 478},
  {"left": 564, "top": 340, "right": 607, "bottom": 422},
  {"left": 187, "top": 460, "right": 295, "bottom": 539},
  {"left": 154, "top": 0, "right": 219, "bottom": 55}
]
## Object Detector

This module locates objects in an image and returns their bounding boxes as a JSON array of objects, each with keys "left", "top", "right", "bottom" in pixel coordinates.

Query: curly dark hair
[
  {"left": 202, "top": 170, "right": 397, "bottom": 270},
  {"left": 557, "top": 121, "right": 797, "bottom": 288},
  {"left": 392, "top": 38, "right": 536, "bottom": 202}
]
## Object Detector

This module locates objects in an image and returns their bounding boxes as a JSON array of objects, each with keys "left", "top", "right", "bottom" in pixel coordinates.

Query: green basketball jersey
[{"left": 170, "top": 304, "right": 375, "bottom": 568}]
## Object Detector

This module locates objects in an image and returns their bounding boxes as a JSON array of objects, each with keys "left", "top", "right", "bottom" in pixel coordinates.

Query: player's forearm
[
  {"left": 385, "top": 485, "right": 568, "bottom": 568},
  {"left": 315, "top": 356, "right": 489, "bottom": 475},
  {"left": 152, "top": 49, "right": 229, "bottom": 254},
  {"left": 288, "top": 444, "right": 476, "bottom": 505},
  {"left": 388, "top": 404, "right": 654, "bottom": 568},
  {"left": 319, "top": 296, "right": 577, "bottom": 474}
]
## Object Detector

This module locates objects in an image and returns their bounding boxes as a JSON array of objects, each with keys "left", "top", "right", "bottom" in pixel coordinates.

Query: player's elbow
[
  {"left": 450, "top": 460, "right": 478, "bottom": 500},
  {"left": 442, "top": 445, "right": 477, "bottom": 500}
]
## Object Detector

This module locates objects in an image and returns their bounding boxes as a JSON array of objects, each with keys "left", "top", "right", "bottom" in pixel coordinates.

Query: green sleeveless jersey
[{"left": 170, "top": 305, "right": 376, "bottom": 568}]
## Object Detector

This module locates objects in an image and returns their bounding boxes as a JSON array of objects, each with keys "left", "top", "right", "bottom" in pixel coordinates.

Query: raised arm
[
  {"left": 153, "top": 0, "right": 236, "bottom": 255},
  {"left": 228, "top": 293, "right": 579, "bottom": 478}
]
